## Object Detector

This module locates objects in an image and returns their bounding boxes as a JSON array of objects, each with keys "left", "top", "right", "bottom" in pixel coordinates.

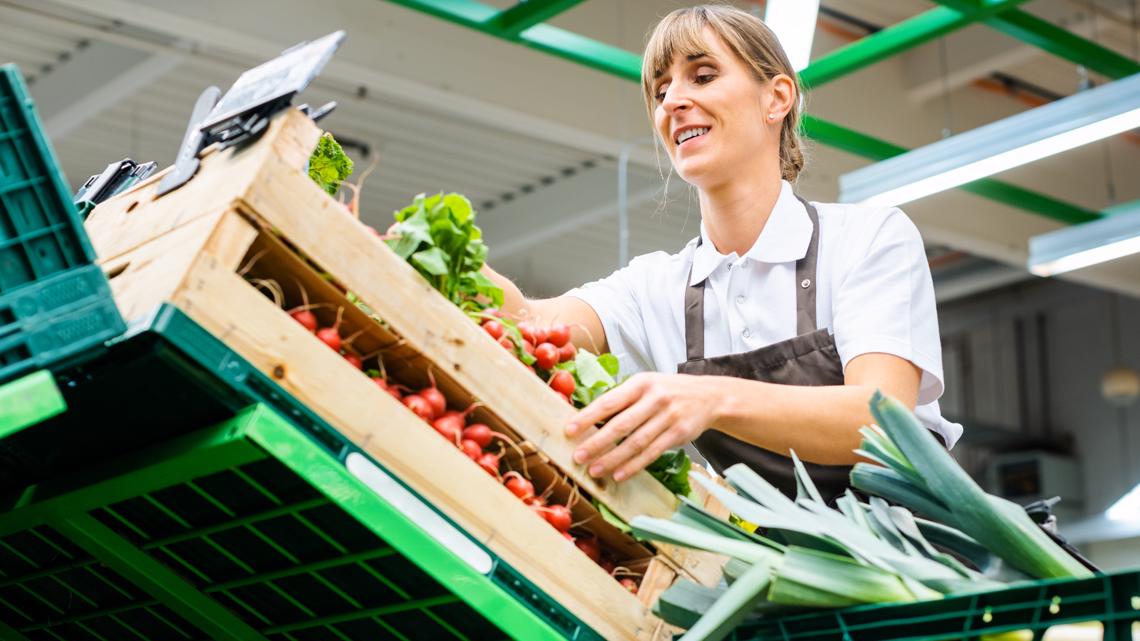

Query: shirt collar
[{"left": 688, "top": 180, "right": 814, "bottom": 285}]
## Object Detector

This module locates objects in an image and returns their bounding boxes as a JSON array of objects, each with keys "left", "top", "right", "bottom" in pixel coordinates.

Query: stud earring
[{"left": 768, "top": 113, "right": 776, "bottom": 120}]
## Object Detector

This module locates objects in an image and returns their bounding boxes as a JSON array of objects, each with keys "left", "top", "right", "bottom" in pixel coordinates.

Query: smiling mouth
[{"left": 675, "top": 127, "right": 710, "bottom": 146}]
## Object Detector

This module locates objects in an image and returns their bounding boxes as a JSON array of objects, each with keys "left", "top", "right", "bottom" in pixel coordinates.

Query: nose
[{"left": 661, "top": 83, "right": 692, "bottom": 114}]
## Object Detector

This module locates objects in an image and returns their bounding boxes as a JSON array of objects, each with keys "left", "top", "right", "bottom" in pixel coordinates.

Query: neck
[{"left": 698, "top": 169, "right": 783, "bottom": 256}]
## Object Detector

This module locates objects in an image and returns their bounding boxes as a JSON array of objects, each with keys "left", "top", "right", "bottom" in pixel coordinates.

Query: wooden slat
[
  {"left": 170, "top": 248, "right": 652, "bottom": 641},
  {"left": 239, "top": 110, "right": 680, "bottom": 528},
  {"left": 84, "top": 111, "right": 315, "bottom": 263}
]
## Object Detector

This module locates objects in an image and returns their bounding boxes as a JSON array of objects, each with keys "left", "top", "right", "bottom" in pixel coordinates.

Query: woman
[{"left": 483, "top": 5, "right": 961, "bottom": 499}]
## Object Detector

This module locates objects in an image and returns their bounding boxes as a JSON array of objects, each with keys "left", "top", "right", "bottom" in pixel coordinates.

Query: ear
[{"left": 767, "top": 73, "right": 796, "bottom": 121}]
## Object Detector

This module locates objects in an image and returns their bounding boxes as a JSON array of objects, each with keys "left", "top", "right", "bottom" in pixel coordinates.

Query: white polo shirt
[{"left": 566, "top": 180, "right": 963, "bottom": 448}]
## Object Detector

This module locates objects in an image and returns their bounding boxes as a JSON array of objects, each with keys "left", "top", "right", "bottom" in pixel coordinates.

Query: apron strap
[
  {"left": 794, "top": 196, "right": 821, "bottom": 337},
  {"left": 684, "top": 194, "right": 822, "bottom": 360}
]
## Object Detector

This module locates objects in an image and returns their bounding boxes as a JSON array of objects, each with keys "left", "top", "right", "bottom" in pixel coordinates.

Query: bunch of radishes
[{"left": 480, "top": 314, "right": 578, "bottom": 402}]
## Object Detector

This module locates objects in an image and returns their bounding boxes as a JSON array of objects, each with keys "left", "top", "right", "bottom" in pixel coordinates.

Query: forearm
[
  {"left": 711, "top": 377, "right": 882, "bottom": 465},
  {"left": 482, "top": 264, "right": 532, "bottom": 318}
]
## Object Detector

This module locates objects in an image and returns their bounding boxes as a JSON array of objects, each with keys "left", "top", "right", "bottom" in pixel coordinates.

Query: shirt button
[
  {"left": 736, "top": 295, "right": 745, "bottom": 305},
  {"left": 742, "top": 328, "right": 751, "bottom": 338}
]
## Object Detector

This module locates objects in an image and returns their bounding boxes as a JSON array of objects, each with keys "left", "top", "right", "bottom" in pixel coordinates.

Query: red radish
[
  {"left": 575, "top": 536, "right": 602, "bottom": 563},
  {"left": 482, "top": 320, "right": 505, "bottom": 340},
  {"left": 315, "top": 307, "right": 346, "bottom": 352},
  {"left": 559, "top": 343, "right": 576, "bottom": 363},
  {"left": 343, "top": 353, "right": 363, "bottom": 370},
  {"left": 403, "top": 394, "right": 434, "bottom": 421},
  {"left": 316, "top": 327, "right": 342, "bottom": 351},
  {"left": 417, "top": 370, "right": 447, "bottom": 418},
  {"left": 562, "top": 531, "right": 575, "bottom": 542},
  {"left": 476, "top": 452, "right": 501, "bottom": 476},
  {"left": 420, "top": 387, "right": 447, "bottom": 418},
  {"left": 432, "top": 413, "right": 464, "bottom": 442},
  {"left": 462, "top": 423, "right": 493, "bottom": 448},
  {"left": 550, "top": 370, "right": 575, "bottom": 397},
  {"left": 533, "top": 326, "right": 549, "bottom": 345},
  {"left": 460, "top": 439, "right": 482, "bottom": 460},
  {"left": 619, "top": 578, "right": 638, "bottom": 594},
  {"left": 290, "top": 309, "right": 318, "bottom": 332},
  {"left": 601, "top": 557, "right": 616, "bottom": 574},
  {"left": 522, "top": 340, "right": 535, "bottom": 356},
  {"left": 543, "top": 504, "right": 573, "bottom": 532},
  {"left": 559, "top": 392, "right": 573, "bottom": 404},
  {"left": 372, "top": 377, "right": 402, "bottom": 399},
  {"left": 525, "top": 495, "right": 546, "bottom": 509},
  {"left": 548, "top": 324, "right": 571, "bottom": 347},
  {"left": 498, "top": 336, "right": 515, "bottom": 351},
  {"left": 534, "top": 343, "right": 559, "bottom": 370},
  {"left": 503, "top": 472, "right": 535, "bottom": 501},
  {"left": 517, "top": 322, "right": 537, "bottom": 345}
]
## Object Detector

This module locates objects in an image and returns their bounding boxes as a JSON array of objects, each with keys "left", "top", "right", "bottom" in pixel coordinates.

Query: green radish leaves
[
  {"left": 645, "top": 448, "right": 693, "bottom": 497},
  {"left": 308, "top": 133, "right": 354, "bottom": 196},
  {"left": 387, "top": 193, "right": 502, "bottom": 312}
]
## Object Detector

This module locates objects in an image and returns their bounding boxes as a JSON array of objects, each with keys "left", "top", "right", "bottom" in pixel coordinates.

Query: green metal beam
[
  {"left": 55, "top": 513, "right": 269, "bottom": 641},
  {"left": 383, "top": 0, "right": 1102, "bottom": 225},
  {"left": 932, "top": 1, "right": 1140, "bottom": 78},
  {"left": 801, "top": 0, "right": 1034, "bottom": 89},
  {"left": 802, "top": 116, "right": 1100, "bottom": 225},
  {"left": 490, "top": 0, "right": 589, "bottom": 37},
  {"left": 0, "top": 370, "right": 66, "bottom": 440}
]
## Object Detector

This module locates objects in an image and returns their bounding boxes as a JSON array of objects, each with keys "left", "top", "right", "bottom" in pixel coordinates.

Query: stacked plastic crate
[{"left": 0, "top": 65, "right": 124, "bottom": 383}]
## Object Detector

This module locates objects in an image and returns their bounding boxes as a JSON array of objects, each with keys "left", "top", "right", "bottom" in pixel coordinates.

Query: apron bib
[{"left": 677, "top": 195, "right": 853, "bottom": 501}]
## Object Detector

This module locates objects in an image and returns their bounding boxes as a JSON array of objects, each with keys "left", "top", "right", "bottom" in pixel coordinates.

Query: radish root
[{"left": 237, "top": 249, "right": 269, "bottom": 277}]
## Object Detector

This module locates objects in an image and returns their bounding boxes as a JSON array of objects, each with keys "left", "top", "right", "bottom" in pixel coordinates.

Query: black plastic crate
[{"left": 0, "top": 64, "right": 124, "bottom": 384}]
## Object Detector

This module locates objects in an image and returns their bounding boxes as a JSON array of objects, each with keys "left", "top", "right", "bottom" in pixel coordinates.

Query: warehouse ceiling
[{"left": 1, "top": 0, "right": 1137, "bottom": 299}]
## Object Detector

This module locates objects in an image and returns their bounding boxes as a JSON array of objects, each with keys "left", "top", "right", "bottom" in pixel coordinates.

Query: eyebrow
[{"left": 654, "top": 52, "right": 714, "bottom": 81}]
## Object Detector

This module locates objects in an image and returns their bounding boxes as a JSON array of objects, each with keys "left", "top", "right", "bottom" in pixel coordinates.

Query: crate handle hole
[
  {"left": 126, "top": 201, "right": 139, "bottom": 213},
  {"left": 105, "top": 262, "right": 130, "bottom": 280}
]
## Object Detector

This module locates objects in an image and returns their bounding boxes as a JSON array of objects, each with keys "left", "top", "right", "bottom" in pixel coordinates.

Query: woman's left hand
[{"left": 565, "top": 372, "right": 723, "bottom": 482}]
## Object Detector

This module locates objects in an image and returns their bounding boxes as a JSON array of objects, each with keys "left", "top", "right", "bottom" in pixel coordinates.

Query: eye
[
  {"left": 654, "top": 82, "right": 669, "bottom": 102},
  {"left": 694, "top": 66, "right": 717, "bottom": 85}
]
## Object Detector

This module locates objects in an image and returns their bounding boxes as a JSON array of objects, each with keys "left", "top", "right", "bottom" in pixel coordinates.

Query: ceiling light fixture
[
  {"left": 1028, "top": 200, "right": 1140, "bottom": 276},
  {"left": 838, "top": 73, "right": 1140, "bottom": 208},
  {"left": 764, "top": 0, "right": 820, "bottom": 71}
]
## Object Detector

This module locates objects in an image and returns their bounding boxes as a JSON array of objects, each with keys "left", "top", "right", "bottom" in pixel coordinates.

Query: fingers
[
  {"left": 573, "top": 392, "right": 663, "bottom": 470},
  {"left": 564, "top": 374, "right": 648, "bottom": 439},
  {"left": 588, "top": 409, "right": 675, "bottom": 481},
  {"left": 614, "top": 429, "right": 676, "bottom": 483}
]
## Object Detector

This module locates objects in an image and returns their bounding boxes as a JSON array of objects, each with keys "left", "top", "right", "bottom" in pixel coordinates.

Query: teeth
[{"left": 676, "top": 127, "right": 709, "bottom": 144}]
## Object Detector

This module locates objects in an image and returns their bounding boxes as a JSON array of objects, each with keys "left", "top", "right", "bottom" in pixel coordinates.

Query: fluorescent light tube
[
  {"left": 765, "top": 0, "right": 820, "bottom": 71},
  {"left": 1107, "top": 482, "right": 1140, "bottom": 522},
  {"left": 1028, "top": 200, "right": 1140, "bottom": 276},
  {"left": 840, "top": 73, "right": 1140, "bottom": 208}
]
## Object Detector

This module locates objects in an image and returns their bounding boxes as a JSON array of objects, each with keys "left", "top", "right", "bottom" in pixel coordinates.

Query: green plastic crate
[
  {"left": 0, "top": 64, "right": 125, "bottom": 384},
  {"left": 0, "top": 304, "right": 606, "bottom": 641},
  {"left": 731, "top": 570, "right": 1139, "bottom": 641}
]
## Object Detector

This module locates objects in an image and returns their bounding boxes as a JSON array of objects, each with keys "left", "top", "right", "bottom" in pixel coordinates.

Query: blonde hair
[{"left": 642, "top": 4, "right": 806, "bottom": 182}]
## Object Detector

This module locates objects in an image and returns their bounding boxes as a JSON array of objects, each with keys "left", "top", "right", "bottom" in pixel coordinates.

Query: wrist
[{"left": 705, "top": 375, "right": 740, "bottom": 431}]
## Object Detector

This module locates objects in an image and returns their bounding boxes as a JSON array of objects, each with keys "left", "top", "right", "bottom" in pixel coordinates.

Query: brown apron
[{"left": 677, "top": 196, "right": 853, "bottom": 501}]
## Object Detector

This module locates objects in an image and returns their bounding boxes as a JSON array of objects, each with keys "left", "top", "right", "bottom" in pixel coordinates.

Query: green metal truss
[
  {"left": 0, "top": 404, "right": 565, "bottom": 641},
  {"left": 383, "top": 0, "right": 1104, "bottom": 225},
  {"left": 931, "top": 0, "right": 1140, "bottom": 79},
  {"left": 800, "top": 0, "right": 1035, "bottom": 89}
]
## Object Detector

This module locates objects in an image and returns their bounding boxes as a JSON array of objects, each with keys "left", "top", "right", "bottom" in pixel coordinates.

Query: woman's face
[{"left": 651, "top": 29, "right": 784, "bottom": 189}]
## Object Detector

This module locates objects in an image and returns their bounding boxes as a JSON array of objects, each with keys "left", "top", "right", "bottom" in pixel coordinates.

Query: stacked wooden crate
[{"left": 85, "top": 108, "right": 722, "bottom": 641}]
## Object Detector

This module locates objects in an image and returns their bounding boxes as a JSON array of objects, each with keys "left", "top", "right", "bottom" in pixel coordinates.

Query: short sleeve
[
  {"left": 564, "top": 257, "right": 656, "bottom": 377},
  {"left": 832, "top": 209, "right": 945, "bottom": 405}
]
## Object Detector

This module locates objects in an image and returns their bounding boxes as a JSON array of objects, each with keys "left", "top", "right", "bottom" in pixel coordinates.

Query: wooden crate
[{"left": 86, "top": 108, "right": 722, "bottom": 640}]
